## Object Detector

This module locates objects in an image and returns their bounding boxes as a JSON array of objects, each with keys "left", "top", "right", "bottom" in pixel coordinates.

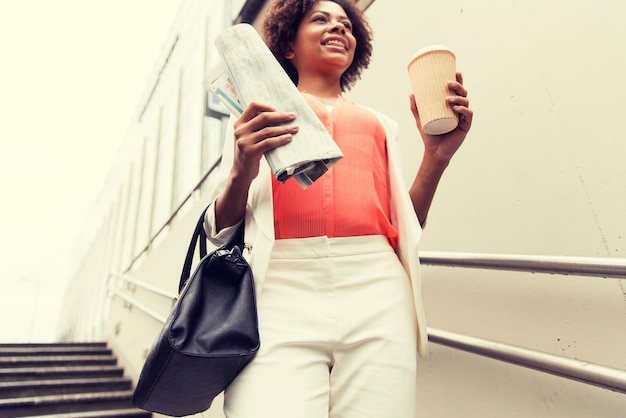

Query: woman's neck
[
  {"left": 297, "top": 74, "right": 342, "bottom": 102},
  {"left": 309, "top": 94, "right": 339, "bottom": 105}
]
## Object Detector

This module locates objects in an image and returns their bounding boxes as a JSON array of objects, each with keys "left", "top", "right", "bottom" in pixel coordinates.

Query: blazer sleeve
[{"left": 203, "top": 115, "right": 242, "bottom": 247}]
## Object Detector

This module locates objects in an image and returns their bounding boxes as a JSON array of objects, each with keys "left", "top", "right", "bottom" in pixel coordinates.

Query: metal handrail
[
  {"left": 429, "top": 328, "right": 626, "bottom": 394},
  {"left": 126, "top": 155, "right": 222, "bottom": 272},
  {"left": 110, "top": 253, "right": 626, "bottom": 394},
  {"left": 109, "top": 273, "right": 176, "bottom": 300},
  {"left": 419, "top": 251, "right": 626, "bottom": 279},
  {"left": 108, "top": 287, "right": 167, "bottom": 324}
]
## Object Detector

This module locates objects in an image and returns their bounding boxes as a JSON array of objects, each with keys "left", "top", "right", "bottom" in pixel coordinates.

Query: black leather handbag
[{"left": 132, "top": 209, "right": 260, "bottom": 417}]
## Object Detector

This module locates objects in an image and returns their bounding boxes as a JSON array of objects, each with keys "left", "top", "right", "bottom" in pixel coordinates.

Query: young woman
[{"left": 204, "top": 0, "right": 473, "bottom": 416}]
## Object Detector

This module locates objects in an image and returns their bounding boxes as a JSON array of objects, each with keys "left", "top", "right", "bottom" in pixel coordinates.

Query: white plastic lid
[{"left": 408, "top": 45, "right": 455, "bottom": 67}]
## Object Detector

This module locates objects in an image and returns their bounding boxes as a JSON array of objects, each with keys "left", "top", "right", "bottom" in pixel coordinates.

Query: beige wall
[
  {"left": 350, "top": 0, "right": 625, "bottom": 258},
  {"left": 347, "top": 0, "right": 626, "bottom": 416}
]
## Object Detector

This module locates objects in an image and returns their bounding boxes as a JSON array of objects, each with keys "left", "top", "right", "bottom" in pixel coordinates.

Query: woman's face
[{"left": 287, "top": 1, "right": 357, "bottom": 81}]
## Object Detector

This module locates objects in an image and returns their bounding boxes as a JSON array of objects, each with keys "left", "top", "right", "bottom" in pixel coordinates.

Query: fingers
[
  {"left": 229, "top": 103, "right": 299, "bottom": 182},
  {"left": 445, "top": 72, "right": 467, "bottom": 101},
  {"left": 239, "top": 101, "right": 277, "bottom": 120},
  {"left": 249, "top": 124, "right": 298, "bottom": 155},
  {"left": 455, "top": 71, "right": 464, "bottom": 85},
  {"left": 446, "top": 72, "right": 471, "bottom": 128},
  {"left": 237, "top": 101, "right": 296, "bottom": 129},
  {"left": 446, "top": 94, "right": 469, "bottom": 109},
  {"left": 236, "top": 101, "right": 297, "bottom": 135},
  {"left": 234, "top": 101, "right": 299, "bottom": 156},
  {"left": 448, "top": 96, "right": 473, "bottom": 131},
  {"left": 454, "top": 103, "right": 473, "bottom": 129}
]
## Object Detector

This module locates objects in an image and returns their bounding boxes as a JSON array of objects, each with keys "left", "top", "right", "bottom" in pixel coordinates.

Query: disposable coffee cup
[{"left": 407, "top": 45, "right": 458, "bottom": 135}]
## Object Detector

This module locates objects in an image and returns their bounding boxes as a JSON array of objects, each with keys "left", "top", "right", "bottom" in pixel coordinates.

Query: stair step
[
  {"left": 32, "top": 407, "right": 152, "bottom": 417},
  {"left": 0, "top": 343, "right": 145, "bottom": 417},
  {"left": 0, "top": 355, "right": 117, "bottom": 369},
  {"left": 0, "top": 390, "right": 137, "bottom": 417},
  {"left": 0, "top": 346, "right": 112, "bottom": 357},
  {"left": 0, "top": 366, "right": 124, "bottom": 383},
  {"left": 0, "top": 343, "right": 107, "bottom": 350},
  {"left": 0, "top": 377, "right": 132, "bottom": 398}
]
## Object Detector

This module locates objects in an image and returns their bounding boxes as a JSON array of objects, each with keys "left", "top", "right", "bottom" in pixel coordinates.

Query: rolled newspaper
[{"left": 206, "top": 23, "right": 344, "bottom": 189}]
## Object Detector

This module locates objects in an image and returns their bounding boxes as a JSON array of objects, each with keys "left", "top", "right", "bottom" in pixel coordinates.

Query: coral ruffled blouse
[{"left": 272, "top": 93, "right": 399, "bottom": 248}]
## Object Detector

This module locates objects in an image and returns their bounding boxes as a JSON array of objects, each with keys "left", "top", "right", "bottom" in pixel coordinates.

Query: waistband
[{"left": 271, "top": 235, "right": 393, "bottom": 259}]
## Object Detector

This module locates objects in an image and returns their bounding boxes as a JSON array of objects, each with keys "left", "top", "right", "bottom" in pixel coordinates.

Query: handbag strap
[{"left": 178, "top": 207, "right": 245, "bottom": 293}]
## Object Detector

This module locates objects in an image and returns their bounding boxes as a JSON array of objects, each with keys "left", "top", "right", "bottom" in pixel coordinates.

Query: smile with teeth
[{"left": 324, "top": 39, "right": 347, "bottom": 50}]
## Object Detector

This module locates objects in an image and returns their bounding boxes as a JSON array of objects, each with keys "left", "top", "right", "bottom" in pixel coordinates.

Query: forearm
[
  {"left": 213, "top": 172, "right": 252, "bottom": 232},
  {"left": 409, "top": 151, "right": 450, "bottom": 227}
]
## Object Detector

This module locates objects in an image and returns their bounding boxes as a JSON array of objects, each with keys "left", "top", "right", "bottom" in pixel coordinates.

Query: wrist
[
  {"left": 228, "top": 166, "right": 256, "bottom": 189},
  {"left": 419, "top": 150, "right": 450, "bottom": 181}
]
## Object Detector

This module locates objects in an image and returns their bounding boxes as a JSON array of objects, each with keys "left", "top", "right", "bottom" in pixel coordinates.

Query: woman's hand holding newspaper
[{"left": 231, "top": 103, "right": 299, "bottom": 183}]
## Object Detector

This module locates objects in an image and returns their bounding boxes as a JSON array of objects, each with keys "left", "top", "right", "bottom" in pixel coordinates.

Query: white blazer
[{"left": 204, "top": 106, "right": 429, "bottom": 359}]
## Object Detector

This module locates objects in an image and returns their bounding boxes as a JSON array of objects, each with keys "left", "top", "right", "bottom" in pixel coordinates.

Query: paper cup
[{"left": 407, "top": 45, "right": 458, "bottom": 135}]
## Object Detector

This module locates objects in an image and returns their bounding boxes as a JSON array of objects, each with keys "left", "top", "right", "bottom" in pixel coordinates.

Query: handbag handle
[{"left": 178, "top": 207, "right": 245, "bottom": 293}]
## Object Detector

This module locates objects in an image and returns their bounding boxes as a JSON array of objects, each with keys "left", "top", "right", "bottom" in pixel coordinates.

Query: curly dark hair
[{"left": 262, "top": 0, "right": 373, "bottom": 92}]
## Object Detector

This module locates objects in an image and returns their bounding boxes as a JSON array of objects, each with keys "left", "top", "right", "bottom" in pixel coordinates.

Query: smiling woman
[
  {"left": 263, "top": 0, "right": 373, "bottom": 92},
  {"left": 203, "top": 0, "right": 472, "bottom": 416},
  {"left": 284, "top": 3, "right": 358, "bottom": 96}
]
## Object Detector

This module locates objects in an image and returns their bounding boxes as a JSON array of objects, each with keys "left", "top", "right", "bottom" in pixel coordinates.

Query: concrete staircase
[{"left": 0, "top": 342, "right": 150, "bottom": 418}]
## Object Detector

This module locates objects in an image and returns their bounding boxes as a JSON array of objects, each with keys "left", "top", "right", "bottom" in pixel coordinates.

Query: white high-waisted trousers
[{"left": 223, "top": 235, "right": 418, "bottom": 418}]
